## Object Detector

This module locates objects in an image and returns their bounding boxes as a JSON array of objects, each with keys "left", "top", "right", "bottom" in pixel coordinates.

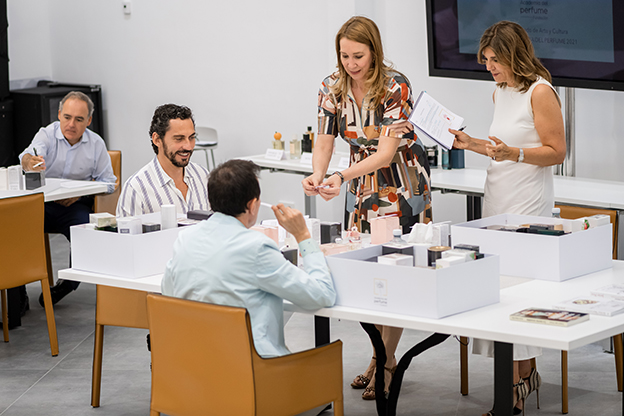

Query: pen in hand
[
  {"left": 33, "top": 161, "right": 44, "bottom": 168},
  {"left": 458, "top": 126, "right": 466, "bottom": 132}
]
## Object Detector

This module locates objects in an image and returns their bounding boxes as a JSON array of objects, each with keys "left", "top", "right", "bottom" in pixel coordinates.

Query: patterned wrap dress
[{"left": 318, "top": 71, "right": 432, "bottom": 233}]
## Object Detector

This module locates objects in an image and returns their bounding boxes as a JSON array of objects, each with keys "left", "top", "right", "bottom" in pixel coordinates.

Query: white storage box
[
  {"left": 451, "top": 214, "right": 612, "bottom": 282},
  {"left": 326, "top": 246, "right": 500, "bottom": 319},
  {"left": 70, "top": 213, "right": 185, "bottom": 278}
]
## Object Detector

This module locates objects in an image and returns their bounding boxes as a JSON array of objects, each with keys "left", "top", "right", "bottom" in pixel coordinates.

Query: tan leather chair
[
  {"left": 556, "top": 204, "right": 620, "bottom": 414},
  {"left": 146, "top": 294, "right": 344, "bottom": 416},
  {"left": 91, "top": 285, "right": 149, "bottom": 407},
  {"left": 93, "top": 150, "right": 122, "bottom": 215},
  {"left": 0, "top": 193, "right": 59, "bottom": 356},
  {"left": 45, "top": 150, "right": 122, "bottom": 286},
  {"left": 458, "top": 205, "right": 620, "bottom": 414}
]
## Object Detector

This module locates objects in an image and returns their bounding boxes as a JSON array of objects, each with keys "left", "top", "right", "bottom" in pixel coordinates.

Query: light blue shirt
[
  {"left": 18, "top": 121, "right": 116, "bottom": 193},
  {"left": 161, "top": 212, "right": 336, "bottom": 357}
]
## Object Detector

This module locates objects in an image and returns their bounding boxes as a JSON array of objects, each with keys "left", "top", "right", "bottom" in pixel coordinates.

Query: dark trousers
[{"left": 44, "top": 196, "right": 94, "bottom": 290}]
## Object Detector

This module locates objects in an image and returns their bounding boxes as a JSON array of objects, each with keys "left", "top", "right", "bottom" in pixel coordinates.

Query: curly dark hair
[
  {"left": 149, "top": 104, "right": 195, "bottom": 154},
  {"left": 208, "top": 160, "right": 261, "bottom": 217}
]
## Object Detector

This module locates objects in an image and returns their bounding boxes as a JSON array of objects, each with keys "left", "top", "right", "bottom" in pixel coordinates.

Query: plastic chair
[
  {"left": 0, "top": 193, "right": 59, "bottom": 356},
  {"left": 146, "top": 294, "right": 344, "bottom": 416},
  {"left": 458, "top": 204, "right": 620, "bottom": 414},
  {"left": 194, "top": 126, "right": 218, "bottom": 171}
]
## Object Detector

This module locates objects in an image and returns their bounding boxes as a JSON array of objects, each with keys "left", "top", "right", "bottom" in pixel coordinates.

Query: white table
[
  {"left": 430, "top": 168, "right": 624, "bottom": 259},
  {"left": 241, "top": 153, "right": 348, "bottom": 217},
  {"left": 59, "top": 261, "right": 624, "bottom": 415},
  {"left": 0, "top": 178, "right": 109, "bottom": 202}
]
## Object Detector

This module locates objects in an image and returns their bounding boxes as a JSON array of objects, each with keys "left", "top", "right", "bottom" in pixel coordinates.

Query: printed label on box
[{"left": 373, "top": 278, "right": 388, "bottom": 306}]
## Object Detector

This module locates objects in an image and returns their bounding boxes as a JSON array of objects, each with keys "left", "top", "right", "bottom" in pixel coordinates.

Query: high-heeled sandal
[
  {"left": 482, "top": 378, "right": 529, "bottom": 416},
  {"left": 351, "top": 357, "right": 375, "bottom": 389},
  {"left": 522, "top": 368, "right": 542, "bottom": 409},
  {"left": 362, "top": 365, "right": 397, "bottom": 400}
]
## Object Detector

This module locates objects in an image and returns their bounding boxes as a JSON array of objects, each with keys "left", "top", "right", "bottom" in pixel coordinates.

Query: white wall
[{"left": 7, "top": 0, "right": 624, "bottom": 225}]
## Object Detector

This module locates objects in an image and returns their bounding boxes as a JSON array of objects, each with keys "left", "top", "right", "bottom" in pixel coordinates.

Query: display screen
[{"left": 426, "top": 0, "right": 624, "bottom": 91}]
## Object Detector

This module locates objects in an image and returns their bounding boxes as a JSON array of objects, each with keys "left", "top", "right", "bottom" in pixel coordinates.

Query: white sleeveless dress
[{"left": 473, "top": 77, "right": 559, "bottom": 360}]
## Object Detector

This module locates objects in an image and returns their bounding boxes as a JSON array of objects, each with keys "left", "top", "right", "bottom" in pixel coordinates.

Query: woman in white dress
[{"left": 450, "top": 21, "right": 566, "bottom": 415}]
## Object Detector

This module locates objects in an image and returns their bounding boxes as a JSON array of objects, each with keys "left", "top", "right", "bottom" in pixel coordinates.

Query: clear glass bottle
[{"left": 289, "top": 134, "right": 301, "bottom": 159}]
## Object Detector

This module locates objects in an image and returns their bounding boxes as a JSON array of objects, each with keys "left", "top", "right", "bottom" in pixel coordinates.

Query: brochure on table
[
  {"left": 326, "top": 245, "right": 500, "bottom": 319},
  {"left": 70, "top": 212, "right": 184, "bottom": 279},
  {"left": 451, "top": 214, "right": 612, "bottom": 282}
]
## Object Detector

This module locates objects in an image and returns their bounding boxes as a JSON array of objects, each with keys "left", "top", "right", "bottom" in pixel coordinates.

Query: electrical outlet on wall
[{"left": 279, "top": 201, "right": 295, "bottom": 209}]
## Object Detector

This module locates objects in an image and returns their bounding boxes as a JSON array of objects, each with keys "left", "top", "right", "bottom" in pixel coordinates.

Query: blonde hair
[
  {"left": 478, "top": 21, "right": 551, "bottom": 93},
  {"left": 330, "top": 16, "right": 399, "bottom": 109}
]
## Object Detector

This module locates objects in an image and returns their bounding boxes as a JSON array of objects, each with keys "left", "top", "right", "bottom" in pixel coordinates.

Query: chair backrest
[
  {"left": 0, "top": 193, "right": 49, "bottom": 289},
  {"left": 556, "top": 204, "right": 619, "bottom": 259},
  {"left": 146, "top": 294, "right": 256, "bottom": 416},
  {"left": 94, "top": 150, "right": 122, "bottom": 215},
  {"left": 195, "top": 126, "right": 218, "bottom": 144}
]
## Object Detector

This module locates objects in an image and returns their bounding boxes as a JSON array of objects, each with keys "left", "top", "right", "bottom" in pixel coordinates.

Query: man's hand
[
  {"left": 56, "top": 197, "right": 80, "bottom": 207},
  {"left": 271, "top": 203, "right": 311, "bottom": 243},
  {"left": 21, "top": 154, "right": 46, "bottom": 171}
]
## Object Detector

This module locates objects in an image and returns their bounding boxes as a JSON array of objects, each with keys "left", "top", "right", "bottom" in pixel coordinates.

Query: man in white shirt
[
  {"left": 116, "top": 104, "right": 209, "bottom": 218},
  {"left": 161, "top": 159, "right": 336, "bottom": 357},
  {"left": 19, "top": 91, "right": 116, "bottom": 307}
]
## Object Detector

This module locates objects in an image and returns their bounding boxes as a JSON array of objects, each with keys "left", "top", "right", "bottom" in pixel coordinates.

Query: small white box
[
  {"left": 71, "top": 212, "right": 183, "bottom": 278},
  {"left": 89, "top": 212, "right": 116, "bottom": 227},
  {"left": 378, "top": 253, "right": 413, "bottom": 267},
  {"left": 326, "top": 245, "right": 499, "bottom": 319},
  {"left": 117, "top": 216, "right": 142, "bottom": 234},
  {"left": 451, "top": 213, "right": 612, "bottom": 282}
]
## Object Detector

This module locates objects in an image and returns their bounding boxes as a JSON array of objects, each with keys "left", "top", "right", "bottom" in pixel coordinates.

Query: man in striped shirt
[{"left": 116, "top": 104, "right": 210, "bottom": 217}]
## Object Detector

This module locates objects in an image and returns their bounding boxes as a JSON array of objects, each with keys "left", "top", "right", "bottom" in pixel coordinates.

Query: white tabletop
[
  {"left": 59, "top": 260, "right": 624, "bottom": 352},
  {"left": 242, "top": 152, "right": 348, "bottom": 176},
  {"left": 0, "top": 178, "right": 108, "bottom": 202},
  {"left": 430, "top": 168, "right": 624, "bottom": 210},
  {"left": 242, "top": 155, "right": 624, "bottom": 211}
]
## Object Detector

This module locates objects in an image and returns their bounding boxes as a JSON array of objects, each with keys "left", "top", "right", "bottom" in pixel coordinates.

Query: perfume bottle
[
  {"left": 272, "top": 131, "right": 284, "bottom": 150},
  {"left": 302, "top": 131, "right": 312, "bottom": 153},
  {"left": 289, "top": 134, "right": 301, "bottom": 159},
  {"left": 306, "top": 126, "right": 315, "bottom": 149}
]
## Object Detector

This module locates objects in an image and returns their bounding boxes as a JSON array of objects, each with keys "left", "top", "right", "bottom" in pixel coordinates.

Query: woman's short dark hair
[
  {"left": 208, "top": 159, "right": 261, "bottom": 217},
  {"left": 149, "top": 104, "right": 195, "bottom": 154}
]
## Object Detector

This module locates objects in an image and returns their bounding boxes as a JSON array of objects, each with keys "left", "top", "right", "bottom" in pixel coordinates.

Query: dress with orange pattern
[{"left": 318, "top": 71, "right": 432, "bottom": 232}]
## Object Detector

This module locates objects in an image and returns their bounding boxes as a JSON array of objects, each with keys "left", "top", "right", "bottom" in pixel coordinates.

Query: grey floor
[{"left": 2, "top": 235, "right": 624, "bottom": 416}]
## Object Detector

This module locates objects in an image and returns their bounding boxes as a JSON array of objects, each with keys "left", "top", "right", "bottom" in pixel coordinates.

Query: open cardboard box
[
  {"left": 70, "top": 212, "right": 184, "bottom": 278},
  {"left": 326, "top": 245, "right": 500, "bottom": 319},
  {"left": 451, "top": 214, "right": 612, "bottom": 282}
]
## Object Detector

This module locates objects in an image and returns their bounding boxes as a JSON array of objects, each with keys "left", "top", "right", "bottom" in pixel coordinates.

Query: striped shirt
[{"left": 116, "top": 157, "right": 209, "bottom": 217}]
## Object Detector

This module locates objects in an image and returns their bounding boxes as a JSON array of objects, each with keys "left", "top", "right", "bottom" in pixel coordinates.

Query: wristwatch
[
  {"left": 517, "top": 148, "right": 524, "bottom": 163},
  {"left": 332, "top": 171, "right": 344, "bottom": 185}
]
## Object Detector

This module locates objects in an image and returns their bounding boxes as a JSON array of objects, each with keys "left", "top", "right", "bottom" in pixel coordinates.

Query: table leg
[
  {"left": 314, "top": 316, "right": 330, "bottom": 347},
  {"left": 493, "top": 341, "right": 514, "bottom": 416},
  {"left": 360, "top": 322, "right": 450, "bottom": 416},
  {"left": 467, "top": 195, "right": 482, "bottom": 221},
  {"left": 304, "top": 194, "right": 316, "bottom": 218},
  {"left": 91, "top": 322, "right": 104, "bottom": 408}
]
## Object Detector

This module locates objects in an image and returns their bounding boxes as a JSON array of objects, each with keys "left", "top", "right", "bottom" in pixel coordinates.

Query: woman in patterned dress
[{"left": 302, "top": 16, "right": 432, "bottom": 400}]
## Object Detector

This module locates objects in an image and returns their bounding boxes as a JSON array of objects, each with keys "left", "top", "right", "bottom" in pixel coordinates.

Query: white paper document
[{"left": 408, "top": 91, "right": 464, "bottom": 150}]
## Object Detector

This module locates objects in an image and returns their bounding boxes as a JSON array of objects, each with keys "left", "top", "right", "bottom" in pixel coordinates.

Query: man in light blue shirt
[
  {"left": 162, "top": 159, "right": 336, "bottom": 357},
  {"left": 19, "top": 91, "right": 116, "bottom": 307}
]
